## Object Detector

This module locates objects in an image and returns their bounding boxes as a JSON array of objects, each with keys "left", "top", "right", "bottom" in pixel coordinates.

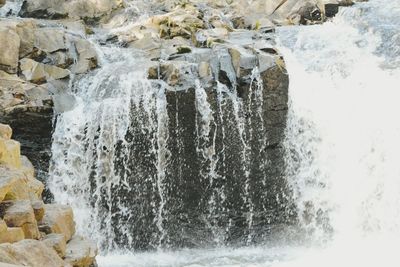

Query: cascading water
[{"left": 48, "top": 0, "right": 400, "bottom": 266}]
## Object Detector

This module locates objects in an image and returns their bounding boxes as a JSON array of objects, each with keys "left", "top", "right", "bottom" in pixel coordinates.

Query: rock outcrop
[
  {"left": 0, "top": 17, "right": 98, "bottom": 199},
  {"left": 0, "top": 124, "right": 97, "bottom": 267},
  {"left": 19, "top": 0, "right": 123, "bottom": 23}
]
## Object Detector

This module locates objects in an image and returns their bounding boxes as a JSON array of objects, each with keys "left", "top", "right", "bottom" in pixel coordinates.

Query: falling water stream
[{"left": 47, "top": 0, "right": 400, "bottom": 266}]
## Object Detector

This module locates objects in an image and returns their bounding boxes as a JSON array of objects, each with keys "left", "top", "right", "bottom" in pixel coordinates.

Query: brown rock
[
  {"left": 0, "top": 228, "right": 25, "bottom": 244},
  {"left": 43, "top": 233, "right": 67, "bottom": 258},
  {"left": 0, "top": 28, "right": 20, "bottom": 74},
  {"left": 0, "top": 200, "right": 40, "bottom": 239},
  {"left": 65, "top": 236, "right": 97, "bottom": 267},
  {"left": 0, "top": 168, "right": 44, "bottom": 201},
  {"left": 0, "top": 219, "right": 7, "bottom": 234},
  {"left": 31, "top": 200, "right": 45, "bottom": 221},
  {"left": 0, "top": 139, "right": 21, "bottom": 169},
  {"left": 39, "top": 204, "right": 75, "bottom": 242},
  {"left": 0, "top": 239, "right": 69, "bottom": 267}
]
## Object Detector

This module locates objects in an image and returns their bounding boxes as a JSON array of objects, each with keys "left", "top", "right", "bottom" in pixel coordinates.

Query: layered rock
[{"left": 0, "top": 124, "right": 97, "bottom": 267}]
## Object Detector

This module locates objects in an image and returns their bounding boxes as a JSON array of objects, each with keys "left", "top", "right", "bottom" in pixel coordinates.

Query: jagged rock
[
  {"left": 19, "top": 0, "right": 123, "bottom": 22},
  {"left": 31, "top": 200, "right": 45, "bottom": 221},
  {"left": 34, "top": 28, "right": 67, "bottom": 53},
  {"left": 0, "top": 240, "right": 68, "bottom": 267},
  {"left": 43, "top": 233, "right": 66, "bottom": 258},
  {"left": 38, "top": 204, "right": 75, "bottom": 242},
  {"left": 65, "top": 236, "right": 97, "bottom": 267},
  {"left": 0, "top": 200, "right": 40, "bottom": 239},
  {"left": 19, "top": 58, "right": 70, "bottom": 84},
  {"left": 69, "top": 37, "right": 98, "bottom": 74},
  {"left": 0, "top": 167, "right": 44, "bottom": 202},
  {"left": 0, "top": 125, "right": 12, "bottom": 140},
  {"left": 0, "top": 27, "right": 20, "bottom": 74},
  {"left": 0, "top": 228, "right": 25, "bottom": 244}
]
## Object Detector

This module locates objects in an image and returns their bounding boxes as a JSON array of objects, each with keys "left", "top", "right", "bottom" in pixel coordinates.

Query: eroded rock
[
  {"left": 38, "top": 204, "right": 76, "bottom": 242},
  {"left": 43, "top": 233, "right": 67, "bottom": 258}
]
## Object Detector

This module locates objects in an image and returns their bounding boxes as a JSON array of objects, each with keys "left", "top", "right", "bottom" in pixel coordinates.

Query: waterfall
[
  {"left": 47, "top": 0, "right": 400, "bottom": 265},
  {"left": 49, "top": 26, "right": 292, "bottom": 252},
  {"left": 279, "top": 0, "right": 400, "bottom": 244}
]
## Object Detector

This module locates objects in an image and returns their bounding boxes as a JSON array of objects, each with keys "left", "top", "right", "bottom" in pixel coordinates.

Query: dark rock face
[{"left": 104, "top": 56, "right": 296, "bottom": 250}]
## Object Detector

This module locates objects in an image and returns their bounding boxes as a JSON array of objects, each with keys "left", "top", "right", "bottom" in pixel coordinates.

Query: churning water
[{"left": 49, "top": 0, "right": 400, "bottom": 266}]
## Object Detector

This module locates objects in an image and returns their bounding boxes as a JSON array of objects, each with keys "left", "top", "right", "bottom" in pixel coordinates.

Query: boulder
[
  {"left": 65, "top": 236, "right": 97, "bottom": 267},
  {"left": 0, "top": 200, "right": 39, "bottom": 239},
  {"left": 20, "top": 58, "right": 70, "bottom": 84},
  {"left": 34, "top": 28, "right": 67, "bottom": 53},
  {"left": 0, "top": 168, "right": 44, "bottom": 202},
  {"left": 38, "top": 204, "right": 75, "bottom": 242},
  {"left": 0, "top": 28, "right": 20, "bottom": 74},
  {"left": 0, "top": 139, "right": 21, "bottom": 169},
  {"left": 0, "top": 240, "right": 68, "bottom": 267},
  {"left": 0, "top": 228, "right": 25, "bottom": 244},
  {"left": 43, "top": 233, "right": 66, "bottom": 258},
  {"left": 19, "top": 0, "right": 123, "bottom": 22}
]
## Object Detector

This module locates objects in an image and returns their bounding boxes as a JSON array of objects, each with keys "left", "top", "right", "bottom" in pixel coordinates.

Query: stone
[
  {"left": 43, "top": 233, "right": 66, "bottom": 258},
  {"left": 0, "top": 168, "right": 44, "bottom": 201},
  {"left": 0, "top": 139, "right": 21, "bottom": 169},
  {"left": 34, "top": 28, "right": 67, "bottom": 53},
  {"left": 0, "top": 240, "right": 67, "bottom": 267},
  {"left": 0, "top": 0, "right": 5, "bottom": 8},
  {"left": 69, "top": 37, "right": 98, "bottom": 74},
  {"left": 31, "top": 200, "right": 45, "bottom": 221},
  {"left": 0, "top": 228, "right": 25, "bottom": 244},
  {"left": 0, "top": 200, "right": 40, "bottom": 239},
  {"left": 19, "top": 0, "right": 123, "bottom": 21},
  {"left": 0, "top": 219, "right": 7, "bottom": 234},
  {"left": 38, "top": 204, "right": 75, "bottom": 242},
  {"left": 20, "top": 58, "right": 70, "bottom": 84},
  {"left": 0, "top": 125, "right": 12, "bottom": 140},
  {"left": 0, "top": 28, "right": 20, "bottom": 74},
  {"left": 65, "top": 236, "right": 97, "bottom": 267}
]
